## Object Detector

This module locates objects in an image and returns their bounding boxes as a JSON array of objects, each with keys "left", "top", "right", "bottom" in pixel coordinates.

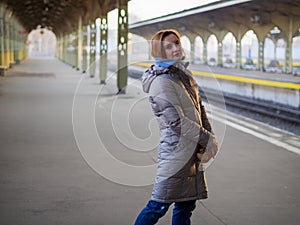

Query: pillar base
[
  {"left": 0, "top": 66, "right": 6, "bottom": 76},
  {"left": 116, "top": 88, "right": 126, "bottom": 95}
]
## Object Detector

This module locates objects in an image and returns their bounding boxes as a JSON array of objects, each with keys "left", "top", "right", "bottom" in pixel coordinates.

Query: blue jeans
[{"left": 134, "top": 200, "right": 196, "bottom": 225}]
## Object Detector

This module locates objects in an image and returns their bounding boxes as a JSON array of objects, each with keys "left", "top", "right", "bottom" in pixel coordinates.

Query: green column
[
  {"left": 59, "top": 34, "right": 65, "bottom": 62},
  {"left": 12, "top": 24, "right": 16, "bottom": 63},
  {"left": 18, "top": 26, "right": 22, "bottom": 61},
  {"left": 0, "top": 16, "right": 4, "bottom": 67},
  {"left": 77, "top": 17, "right": 82, "bottom": 71},
  {"left": 70, "top": 33, "right": 74, "bottom": 66},
  {"left": 60, "top": 35, "right": 64, "bottom": 60},
  {"left": 59, "top": 36, "right": 62, "bottom": 60},
  {"left": 0, "top": 9, "right": 4, "bottom": 75},
  {"left": 63, "top": 35, "right": 68, "bottom": 63},
  {"left": 66, "top": 34, "right": 72, "bottom": 65},
  {"left": 285, "top": 15, "right": 293, "bottom": 74},
  {"left": 190, "top": 42, "right": 195, "bottom": 64},
  {"left": 4, "top": 17, "right": 10, "bottom": 68},
  {"left": 60, "top": 36, "right": 63, "bottom": 60},
  {"left": 65, "top": 35, "right": 69, "bottom": 63},
  {"left": 21, "top": 32, "right": 27, "bottom": 60},
  {"left": 72, "top": 32, "right": 78, "bottom": 68},
  {"left": 89, "top": 22, "right": 96, "bottom": 77},
  {"left": 148, "top": 41, "right": 151, "bottom": 60},
  {"left": 273, "top": 40, "right": 277, "bottom": 60},
  {"left": 19, "top": 30, "right": 24, "bottom": 60},
  {"left": 203, "top": 42, "right": 207, "bottom": 64},
  {"left": 285, "top": 41, "right": 292, "bottom": 74},
  {"left": 9, "top": 19, "right": 14, "bottom": 66},
  {"left": 217, "top": 42, "right": 223, "bottom": 67},
  {"left": 258, "top": 41, "right": 264, "bottom": 71},
  {"left": 117, "top": 0, "right": 128, "bottom": 94},
  {"left": 82, "top": 26, "right": 88, "bottom": 73},
  {"left": 63, "top": 35, "right": 67, "bottom": 63},
  {"left": 56, "top": 36, "right": 60, "bottom": 59},
  {"left": 236, "top": 41, "right": 241, "bottom": 69},
  {"left": 13, "top": 22, "right": 19, "bottom": 64},
  {"left": 99, "top": 15, "right": 108, "bottom": 84}
]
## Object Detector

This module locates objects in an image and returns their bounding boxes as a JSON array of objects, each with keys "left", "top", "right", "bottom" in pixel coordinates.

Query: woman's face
[{"left": 162, "top": 33, "right": 183, "bottom": 60}]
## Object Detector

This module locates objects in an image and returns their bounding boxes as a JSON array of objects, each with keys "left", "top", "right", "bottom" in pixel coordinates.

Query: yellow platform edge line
[{"left": 130, "top": 62, "right": 300, "bottom": 90}]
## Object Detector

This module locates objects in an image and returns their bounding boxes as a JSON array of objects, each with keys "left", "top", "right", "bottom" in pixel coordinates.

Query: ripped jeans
[{"left": 134, "top": 200, "right": 196, "bottom": 225}]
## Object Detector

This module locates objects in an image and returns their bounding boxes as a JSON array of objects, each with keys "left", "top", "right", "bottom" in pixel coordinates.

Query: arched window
[
  {"left": 241, "top": 30, "right": 258, "bottom": 62},
  {"left": 194, "top": 36, "right": 203, "bottom": 64},
  {"left": 181, "top": 35, "right": 191, "bottom": 61},
  {"left": 241, "top": 30, "right": 258, "bottom": 69},
  {"left": 222, "top": 32, "right": 236, "bottom": 60},
  {"left": 292, "top": 28, "right": 300, "bottom": 75},
  {"left": 264, "top": 26, "right": 285, "bottom": 71},
  {"left": 207, "top": 34, "right": 218, "bottom": 64}
]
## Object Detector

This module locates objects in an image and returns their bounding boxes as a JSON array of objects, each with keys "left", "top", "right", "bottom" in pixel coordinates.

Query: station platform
[
  {"left": 130, "top": 61, "right": 300, "bottom": 109},
  {"left": 0, "top": 57, "right": 299, "bottom": 225},
  {"left": 130, "top": 62, "right": 300, "bottom": 87},
  {"left": 189, "top": 63, "right": 300, "bottom": 83}
]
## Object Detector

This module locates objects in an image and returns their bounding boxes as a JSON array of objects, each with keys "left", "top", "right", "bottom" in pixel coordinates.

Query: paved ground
[{"left": 0, "top": 57, "right": 299, "bottom": 225}]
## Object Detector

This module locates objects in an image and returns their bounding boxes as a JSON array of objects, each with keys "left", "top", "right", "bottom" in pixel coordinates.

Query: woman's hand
[{"left": 197, "top": 137, "right": 218, "bottom": 163}]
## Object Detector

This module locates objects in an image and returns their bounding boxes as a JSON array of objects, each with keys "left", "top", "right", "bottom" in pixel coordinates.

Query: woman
[{"left": 134, "top": 29, "right": 218, "bottom": 225}]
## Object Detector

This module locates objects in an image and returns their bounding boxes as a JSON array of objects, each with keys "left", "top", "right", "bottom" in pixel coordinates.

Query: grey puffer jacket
[{"left": 142, "top": 62, "right": 214, "bottom": 203}]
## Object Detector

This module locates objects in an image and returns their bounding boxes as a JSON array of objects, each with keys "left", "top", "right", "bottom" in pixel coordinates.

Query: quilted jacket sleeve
[
  {"left": 149, "top": 76, "right": 214, "bottom": 148},
  {"left": 200, "top": 102, "right": 213, "bottom": 134}
]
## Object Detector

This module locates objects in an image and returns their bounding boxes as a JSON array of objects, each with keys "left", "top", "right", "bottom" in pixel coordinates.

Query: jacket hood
[{"left": 141, "top": 64, "right": 169, "bottom": 93}]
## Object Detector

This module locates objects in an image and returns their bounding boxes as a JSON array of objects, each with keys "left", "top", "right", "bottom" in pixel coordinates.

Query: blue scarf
[{"left": 155, "top": 58, "right": 177, "bottom": 68}]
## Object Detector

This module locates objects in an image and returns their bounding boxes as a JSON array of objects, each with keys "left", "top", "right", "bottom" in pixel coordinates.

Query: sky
[
  {"left": 128, "top": 0, "right": 219, "bottom": 21},
  {"left": 108, "top": 0, "right": 220, "bottom": 28}
]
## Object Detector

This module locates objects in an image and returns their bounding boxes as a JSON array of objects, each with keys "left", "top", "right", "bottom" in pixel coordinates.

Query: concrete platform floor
[{"left": 0, "top": 57, "right": 299, "bottom": 225}]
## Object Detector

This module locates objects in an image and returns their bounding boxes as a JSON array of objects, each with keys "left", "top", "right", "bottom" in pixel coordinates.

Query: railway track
[
  {"left": 199, "top": 88, "right": 300, "bottom": 125},
  {"left": 127, "top": 66, "right": 300, "bottom": 125}
]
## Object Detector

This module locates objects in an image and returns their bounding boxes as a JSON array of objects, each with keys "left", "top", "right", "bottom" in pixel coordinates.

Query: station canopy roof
[
  {"left": 129, "top": 0, "right": 300, "bottom": 40},
  {"left": 0, "top": 0, "right": 124, "bottom": 35}
]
